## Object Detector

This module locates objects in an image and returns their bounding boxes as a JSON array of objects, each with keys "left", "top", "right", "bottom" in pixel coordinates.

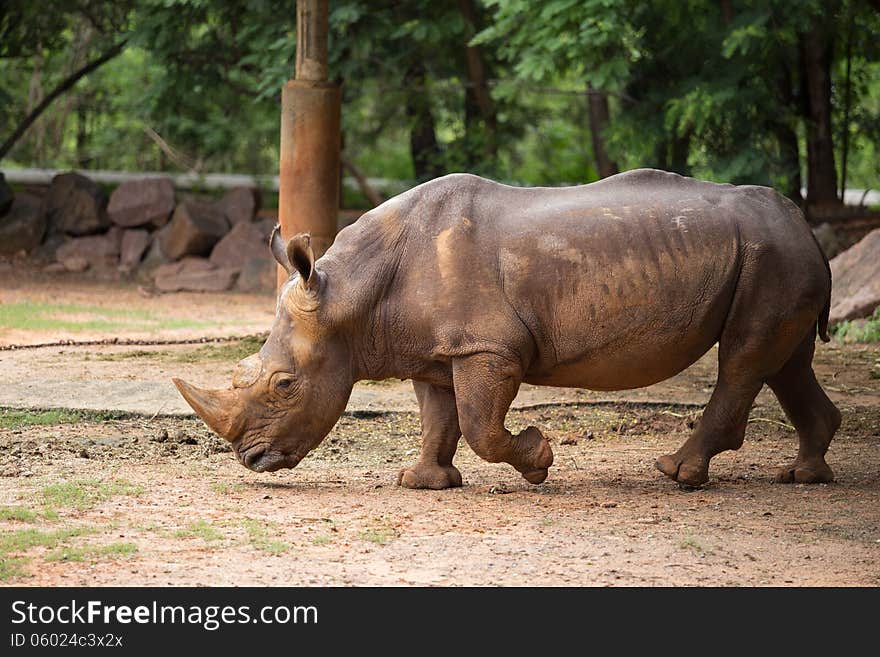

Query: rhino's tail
[
  {"left": 781, "top": 191, "right": 832, "bottom": 343},
  {"left": 808, "top": 221, "right": 832, "bottom": 343}
]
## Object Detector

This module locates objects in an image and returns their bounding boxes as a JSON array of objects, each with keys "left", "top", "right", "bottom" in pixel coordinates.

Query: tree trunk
[
  {"left": 459, "top": 0, "right": 497, "bottom": 164},
  {"left": 839, "top": 8, "right": 855, "bottom": 201},
  {"left": 586, "top": 84, "right": 619, "bottom": 179},
  {"left": 0, "top": 40, "right": 126, "bottom": 161},
  {"left": 669, "top": 130, "right": 691, "bottom": 176},
  {"left": 75, "top": 99, "right": 90, "bottom": 168},
  {"left": 773, "top": 60, "right": 803, "bottom": 206},
  {"left": 405, "top": 63, "right": 444, "bottom": 181},
  {"left": 800, "top": 19, "right": 839, "bottom": 209},
  {"left": 775, "top": 122, "right": 803, "bottom": 206}
]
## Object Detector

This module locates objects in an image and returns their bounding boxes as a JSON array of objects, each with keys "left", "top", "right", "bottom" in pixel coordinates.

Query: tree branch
[
  {"left": 341, "top": 153, "right": 383, "bottom": 208},
  {"left": 0, "top": 39, "right": 127, "bottom": 161}
]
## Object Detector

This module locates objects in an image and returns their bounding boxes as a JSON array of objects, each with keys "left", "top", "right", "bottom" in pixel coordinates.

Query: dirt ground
[{"left": 1, "top": 273, "right": 879, "bottom": 586}]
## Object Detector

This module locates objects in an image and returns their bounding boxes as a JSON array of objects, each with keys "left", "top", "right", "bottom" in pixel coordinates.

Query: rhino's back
[
  {"left": 472, "top": 171, "right": 747, "bottom": 388},
  {"left": 343, "top": 171, "right": 820, "bottom": 390}
]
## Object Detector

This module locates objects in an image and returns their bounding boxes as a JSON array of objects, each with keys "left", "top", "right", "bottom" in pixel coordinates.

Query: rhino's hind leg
[
  {"left": 767, "top": 336, "right": 840, "bottom": 484},
  {"left": 452, "top": 353, "right": 554, "bottom": 484},
  {"left": 397, "top": 381, "right": 463, "bottom": 489},
  {"left": 656, "top": 377, "right": 763, "bottom": 486}
]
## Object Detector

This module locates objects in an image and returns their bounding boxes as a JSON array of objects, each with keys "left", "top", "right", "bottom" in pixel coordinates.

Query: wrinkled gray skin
[{"left": 175, "top": 169, "right": 840, "bottom": 489}]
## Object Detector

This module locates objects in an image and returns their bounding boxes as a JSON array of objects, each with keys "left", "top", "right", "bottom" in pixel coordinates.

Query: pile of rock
[
  {"left": 829, "top": 226, "right": 880, "bottom": 324},
  {"left": 0, "top": 171, "right": 277, "bottom": 293}
]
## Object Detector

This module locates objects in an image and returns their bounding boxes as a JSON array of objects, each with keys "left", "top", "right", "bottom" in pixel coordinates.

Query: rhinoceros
[{"left": 174, "top": 169, "right": 840, "bottom": 489}]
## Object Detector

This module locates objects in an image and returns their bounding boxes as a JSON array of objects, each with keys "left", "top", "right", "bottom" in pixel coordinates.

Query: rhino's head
[{"left": 173, "top": 228, "right": 353, "bottom": 472}]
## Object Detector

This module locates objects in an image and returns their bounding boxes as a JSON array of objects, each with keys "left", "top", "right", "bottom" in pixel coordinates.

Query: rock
[
  {"left": 216, "top": 187, "right": 260, "bottom": 225},
  {"left": 55, "top": 231, "right": 121, "bottom": 269},
  {"left": 107, "top": 177, "right": 176, "bottom": 228},
  {"left": 209, "top": 220, "right": 269, "bottom": 271},
  {"left": 0, "top": 172, "right": 13, "bottom": 215},
  {"left": 43, "top": 262, "right": 67, "bottom": 274},
  {"left": 106, "top": 225, "right": 124, "bottom": 249},
  {"left": 118, "top": 229, "right": 152, "bottom": 273},
  {"left": 236, "top": 256, "right": 278, "bottom": 293},
  {"left": 140, "top": 225, "right": 171, "bottom": 268},
  {"left": 154, "top": 256, "right": 238, "bottom": 292},
  {"left": 46, "top": 172, "right": 109, "bottom": 235},
  {"left": 0, "top": 193, "right": 47, "bottom": 255},
  {"left": 61, "top": 256, "right": 90, "bottom": 272},
  {"left": 560, "top": 436, "right": 578, "bottom": 445},
  {"left": 830, "top": 227, "right": 880, "bottom": 323},
  {"left": 813, "top": 223, "right": 843, "bottom": 259},
  {"left": 171, "top": 429, "right": 198, "bottom": 445},
  {"left": 256, "top": 217, "right": 277, "bottom": 240},
  {"left": 160, "top": 200, "right": 229, "bottom": 260}
]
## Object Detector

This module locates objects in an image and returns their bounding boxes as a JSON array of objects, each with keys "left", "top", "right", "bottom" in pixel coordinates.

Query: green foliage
[
  {"left": 92, "top": 335, "right": 266, "bottom": 364},
  {"left": 0, "top": 408, "right": 83, "bottom": 429},
  {"left": 0, "top": 301, "right": 210, "bottom": 333},
  {"left": 0, "top": 524, "right": 128, "bottom": 580},
  {"left": 45, "top": 542, "right": 138, "bottom": 562},
  {"left": 0, "top": 506, "right": 39, "bottom": 522},
  {"left": 0, "top": 0, "right": 877, "bottom": 193},
  {"left": 41, "top": 479, "right": 145, "bottom": 511},
  {"left": 832, "top": 307, "right": 880, "bottom": 343},
  {"left": 173, "top": 520, "right": 224, "bottom": 542},
  {"left": 241, "top": 519, "right": 289, "bottom": 554}
]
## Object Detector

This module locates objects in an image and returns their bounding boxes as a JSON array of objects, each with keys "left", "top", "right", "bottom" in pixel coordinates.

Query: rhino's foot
[
  {"left": 774, "top": 458, "right": 834, "bottom": 484},
  {"left": 397, "top": 463, "right": 463, "bottom": 490},
  {"left": 655, "top": 453, "right": 709, "bottom": 487},
  {"left": 513, "top": 426, "right": 554, "bottom": 485}
]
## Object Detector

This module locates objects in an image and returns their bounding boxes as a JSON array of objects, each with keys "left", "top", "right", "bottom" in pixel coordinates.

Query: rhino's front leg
[
  {"left": 452, "top": 353, "right": 554, "bottom": 484},
  {"left": 397, "top": 381, "right": 463, "bottom": 489}
]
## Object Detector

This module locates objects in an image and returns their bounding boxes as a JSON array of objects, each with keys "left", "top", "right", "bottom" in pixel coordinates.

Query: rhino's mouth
[{"left": 238, "top": 445, "right": 303, "bottom": 473}]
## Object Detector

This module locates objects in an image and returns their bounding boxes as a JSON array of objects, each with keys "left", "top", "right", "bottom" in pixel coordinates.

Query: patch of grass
[
  {"left": 358, "top": 528, "right": 395, "bottom": 545},
  {"left": 91, "top": 350, "right": 157, "bottom": 362},
  {"left": 0, "top": 300, "right": 211, "bottom": 333},
  {"left": 0, "top": 300, "right": 212, "bottom": 333},
  {"left": 0, "top": 506, "right": 38, "bottom": 522},
  {"left": 174, "top": 520, "right": 224, "bottom": 543},
  {"left": 45, "top": 542, "right": 138, "bottom": 563},
  {"left": 170, "top": 336, "right": 266, "bottom": 363},
  {"left": 92, "top": 335, "right": 267, "bottom": 364},
  {"left": 311, "top": 535, "right": 334, "bottom": 546},
  {"left": 0, "top": 408, "right": 83, "bottom": 429},
  {"left": 832, "top": 307, "right": 880, "bottom": 343},
  {"left": 241, "top": 519, "right": 289, "bottom": 555},
  {"left": 0, "top": 408, "right": 129, "bottom": 429},
  {"left": 678, "top": 536, "right": 713, "bottom": 555},
  {"left": 41, "top": 479, "right": 144, "bottom": 511},
  {"left": 0, "top": 556, "right": 30, "bottom": 580},
  {"left": 212, "top": 482, "right": 246, "bottom": 495},
  {"left": 0, "top": 526, "right": 94, "bottom": 554}
]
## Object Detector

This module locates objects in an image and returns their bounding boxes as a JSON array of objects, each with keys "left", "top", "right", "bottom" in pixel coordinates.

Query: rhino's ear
[
  {"left": 270, "top": 224, "right": 293, "bottom": 275},
  {"left": 287, "top": 233, "right": 316, "bottom": 290}
]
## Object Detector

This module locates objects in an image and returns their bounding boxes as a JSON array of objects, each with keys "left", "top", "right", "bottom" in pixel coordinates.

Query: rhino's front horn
[{"left": 172, "top": 378, "right": 241, "bottom": 442}]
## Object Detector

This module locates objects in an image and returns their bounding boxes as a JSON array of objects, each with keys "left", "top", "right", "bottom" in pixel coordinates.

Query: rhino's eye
[{"left": 275, "top": 378, "right": 293, "bottom": 391}]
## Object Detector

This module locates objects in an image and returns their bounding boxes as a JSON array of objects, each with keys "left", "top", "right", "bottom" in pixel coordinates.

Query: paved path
[
  {"left": 0, "top": 343, "right": 722, "bottom": 417},
  {"left": 2, "top": 341, "right": 874, "bottom": 417}
]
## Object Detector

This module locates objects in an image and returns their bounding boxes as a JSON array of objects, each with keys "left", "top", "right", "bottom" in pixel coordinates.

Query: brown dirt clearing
[
  {"left": 1, "top": 398, "right": 878, "bottom": 586},
  {"left": 0, "top": 274, "right": 878, "bottom": 586}
]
